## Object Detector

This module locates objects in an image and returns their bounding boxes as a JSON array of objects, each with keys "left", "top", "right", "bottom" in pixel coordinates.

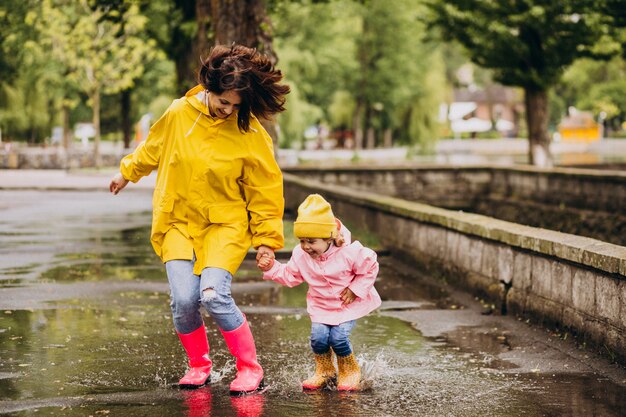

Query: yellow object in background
[{"left": 558, "top": 111, "right": 602, "bottom": 143}]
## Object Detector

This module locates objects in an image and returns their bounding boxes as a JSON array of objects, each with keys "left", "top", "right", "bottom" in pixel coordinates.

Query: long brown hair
[{"left": 198, "top": 44, "right": 290, "bottom": 132}]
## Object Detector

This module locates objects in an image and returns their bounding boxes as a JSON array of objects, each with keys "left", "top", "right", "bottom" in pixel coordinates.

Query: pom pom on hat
[{"left": 294, "top": 194, "right": 338, "bottom": 239}]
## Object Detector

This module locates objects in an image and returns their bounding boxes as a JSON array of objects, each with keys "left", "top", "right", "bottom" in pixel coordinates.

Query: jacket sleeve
[
  {"left": 242, "top": 128, "right": 285, "bottom": 250},
  {"left": 120, "top": 109, "right": 169, "bottom": 182},
  {"left": 348, "top": 246, "right": 379, "bottom": 299},
  {"left": 262, "top": 256, "right": 304, "bottom": 288}
]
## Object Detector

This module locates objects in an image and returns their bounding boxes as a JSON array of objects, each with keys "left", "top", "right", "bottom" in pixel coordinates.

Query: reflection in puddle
[{"left": 3, "top": 301, "right": 624, "bottom": 416}]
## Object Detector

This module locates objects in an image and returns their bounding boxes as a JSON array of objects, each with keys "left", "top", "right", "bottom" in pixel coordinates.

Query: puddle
[{"left": 0, "top": 189, "right": 624, "bottom": 416}]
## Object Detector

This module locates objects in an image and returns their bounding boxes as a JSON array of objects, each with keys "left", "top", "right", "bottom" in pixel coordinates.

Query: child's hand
[
  {"left": 340, "top": 287, "right": 356, "bottom": 305},
  {"left": 257, "top": 253, "right": 274, "bottom": 271}
]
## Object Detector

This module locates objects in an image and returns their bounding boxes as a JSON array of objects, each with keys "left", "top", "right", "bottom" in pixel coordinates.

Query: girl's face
[
  {"left": 207, "top": 90, "right": 241, "bottom": 119},
  {"left": 299, "top": 238, "right": 332, "bottom": 259}
]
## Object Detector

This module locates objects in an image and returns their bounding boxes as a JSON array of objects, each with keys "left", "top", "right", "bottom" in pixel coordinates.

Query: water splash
[
  {"left": 357, "top": 351, "right": 393, "bottom": 390},
  {"left": 209, "top": 360, "right": 235, "bottom": 384}
]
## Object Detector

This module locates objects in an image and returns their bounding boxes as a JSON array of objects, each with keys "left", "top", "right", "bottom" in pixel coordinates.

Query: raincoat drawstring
[{"left": 185, "top": 112, "right": 203, "bottom": 138}]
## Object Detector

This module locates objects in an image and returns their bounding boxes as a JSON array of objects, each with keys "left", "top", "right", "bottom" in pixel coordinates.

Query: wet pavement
[{"left": 0, "top": 182, "right": 625, "bottom": 416}]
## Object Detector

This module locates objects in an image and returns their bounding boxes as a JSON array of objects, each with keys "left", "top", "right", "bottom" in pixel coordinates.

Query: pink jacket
[{"left": 262, "top": 225, "right": 381, "bottom": 325}]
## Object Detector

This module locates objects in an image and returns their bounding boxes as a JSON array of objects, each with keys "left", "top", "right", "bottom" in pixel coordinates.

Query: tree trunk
[
  {"left": 366, "top": 127, "right": 375, "bottom": 149},
  {"left": 210, "top": 0, "right": 279, "bottom": 150},
  {"left": 365, "top": 106, "right": 375, "bottom": 149},
  {"left": 121, "top": 89, "right": 132, "bottom": 149},
  {"left": 194, "top": 0, "right": 212, "bottom": 60},
  {"left": 383, "top": 128, "right": 392, "bottom": 148},
  {"left": 210, "top": 0, "right": 276, "bottom": 63},
  {"left": 93, "top": 89, "right": 101, "bottom": 168},
  {"left": 62, "top": 103, "right": 71, "bottom": 150},
  {"left": 172, "top": 0, "right": 198, "bottom": 95},
  {"left": 353, "top": 99, "right": 364, "bottom": 150},
  {"left": 524, "top": 88, "right": 553, "bottom": 167}
]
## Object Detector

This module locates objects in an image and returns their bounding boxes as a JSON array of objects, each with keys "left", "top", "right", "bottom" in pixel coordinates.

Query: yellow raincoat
[{"left": 120, "top": 85, "right": 284, "bottom": 275}]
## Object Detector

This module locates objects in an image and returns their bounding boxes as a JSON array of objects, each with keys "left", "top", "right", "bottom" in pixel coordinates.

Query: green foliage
[
  {"left": 328, "top": 91, "right": 356, "bottom": 129},
  {"left": 277, "top": 82, "right": 323, "bottom": 148},
  {"left": 0, "top": 76, "right": 50, "bottom": 141},
  {"left": 556, "top": 56, "right": 626, "bottom": 127},
  {"left": 426, "top": 0, "right": 624, "bottom": 164},
  {"left": 35, "top": 0, "right": 160, "bottom": 96},
  {"left": 426, "top": 0, "right": 616, "bottom": 91},
  {"left": 355, "top": 0, "right": 444, "bottom": 147},
  {"left": 272, "top": 0, "right": 360, "bottom": 145},
  {"left": 0, "top": 0, "right": 55, "bottom": 141},
  {"left": 272, "top": 0, "right": 445, "bottom": 148},
  {"left": 2, "top": 0, "right": 622, "bottom": 147}
]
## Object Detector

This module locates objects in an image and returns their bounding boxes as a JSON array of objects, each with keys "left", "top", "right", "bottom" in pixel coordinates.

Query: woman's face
[
  {"left": 299, "top": 238, "right": 332, "bottom": 259},
  {"left": 207, "top": 90, "right": 241, "bottom": 119}
]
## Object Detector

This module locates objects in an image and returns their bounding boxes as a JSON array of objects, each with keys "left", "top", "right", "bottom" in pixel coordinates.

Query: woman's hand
[
  {"left": 256, "top": 246, "right": 275, "bottom": 272},
  {"left": 340, "top": 287, "right": 356, "bottom": 305},
  {"left": 109, "top": 172, "right": 129, "bottom": 195},
  {"left": 257, "top": 253, "right": 274, "bottom": 271}
]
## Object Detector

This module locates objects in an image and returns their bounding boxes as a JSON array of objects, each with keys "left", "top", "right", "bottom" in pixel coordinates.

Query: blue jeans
[
  {"left": 166, "top": 260, "right": 244, "bottom": 333},
  {"left": 310, "top": 321, "right": 356, "bottom": 357}
]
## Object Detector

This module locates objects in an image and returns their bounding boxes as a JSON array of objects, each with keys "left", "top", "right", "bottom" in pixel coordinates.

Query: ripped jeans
[{"left": 166, "top": 260, "right": 244, "bottom": 334}]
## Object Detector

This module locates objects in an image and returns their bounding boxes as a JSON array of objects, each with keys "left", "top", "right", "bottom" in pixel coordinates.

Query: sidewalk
[{"left": 0, "top": 169, "right": 156, "bottom": 191}]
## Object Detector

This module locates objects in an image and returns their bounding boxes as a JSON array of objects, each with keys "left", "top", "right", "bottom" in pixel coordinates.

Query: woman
[{"left": 109, "top": 44, "right": 289, "bottom": 395}]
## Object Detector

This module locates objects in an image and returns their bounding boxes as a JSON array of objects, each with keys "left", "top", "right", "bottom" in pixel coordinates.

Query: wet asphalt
[{"left": 0, "top": 170, "right": 624, "bottom": 416}]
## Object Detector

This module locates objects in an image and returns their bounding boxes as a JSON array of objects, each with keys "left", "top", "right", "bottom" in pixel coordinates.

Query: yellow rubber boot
[
  {"left": 336, "top": 353, "right": 361, "bottom": 391},
  {"left": 301, "top": 351, "right": 337, "bottom": 390}
]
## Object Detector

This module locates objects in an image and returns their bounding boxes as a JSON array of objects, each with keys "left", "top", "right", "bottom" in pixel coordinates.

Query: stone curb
[{"left": 284, "top": 173, "right": 626, "bottom": 278}]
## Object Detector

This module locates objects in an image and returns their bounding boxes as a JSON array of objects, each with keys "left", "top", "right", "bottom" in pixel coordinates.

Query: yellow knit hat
[{"left": 294, "top": 194, "right": 338, "bottom": 239}]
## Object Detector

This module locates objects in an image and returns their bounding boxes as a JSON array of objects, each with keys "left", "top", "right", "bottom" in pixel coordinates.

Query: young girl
[{"left": 257, "top": 194, "right": 381, "bottom": 391}]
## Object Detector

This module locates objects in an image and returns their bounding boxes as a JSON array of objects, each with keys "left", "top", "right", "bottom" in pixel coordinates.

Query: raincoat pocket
[{"left": 206, "top": 203, "right": 247, "bottom": 225}]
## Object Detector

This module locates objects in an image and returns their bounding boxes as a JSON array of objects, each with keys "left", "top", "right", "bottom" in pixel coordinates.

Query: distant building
[{"left": 442, "top": 85, "right": 523, "bottom": 138}]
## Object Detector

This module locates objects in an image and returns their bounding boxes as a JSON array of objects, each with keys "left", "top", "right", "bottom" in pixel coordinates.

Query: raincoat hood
[{"left": 185, "top": 85, "right": 212, "bottom": 116}]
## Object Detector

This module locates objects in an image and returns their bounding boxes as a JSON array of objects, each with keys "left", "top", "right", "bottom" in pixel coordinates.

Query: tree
[
  {"left": 0, "top": 0, "right": 50, "bottom": 143},
  {"left": 35, "top": 0, "right": 158, "bottom": 166},
  {"left": 354, "top": 0, "right": 443, "bottom": 150},
  {"left": 556, "top": 56, "right": 626, "bottom": 135},
  {"left": 426, "top": 0, "right": 616, "bottom": 166},
  {"left": 603, "top": 0, "right": 626, "bottom": 58},
  {"left": 271, "top": 0, "right": 360, "bottom": 148},
  {"left": 271, "top": 0, "right": 443, "bottom": 151}
]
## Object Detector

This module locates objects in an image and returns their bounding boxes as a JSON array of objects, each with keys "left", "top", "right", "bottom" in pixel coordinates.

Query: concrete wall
[
  {"left": 284, "top": 165, "right": 626, "bottom": 246},
  {"left": 283, "top": 173, "right": 626, "bottom": 364}
]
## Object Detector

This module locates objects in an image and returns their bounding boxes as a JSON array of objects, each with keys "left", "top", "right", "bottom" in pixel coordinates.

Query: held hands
[
  {"left": 109, "top": 172, "right": 129, "bottom": 195},
  {"left": 256, "top": 245, "right": 275, "bottom": 272},
  {"left": 340, "top": 287, "right": 356, "bottom": 305}
]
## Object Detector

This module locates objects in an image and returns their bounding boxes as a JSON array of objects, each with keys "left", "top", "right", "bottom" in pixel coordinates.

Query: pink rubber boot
[
  {"left": 220, "top": 316, "right": 265, "bottom": 395},
  {"left": 177, "top": 326, "right": 212, "bottom": 388}
]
